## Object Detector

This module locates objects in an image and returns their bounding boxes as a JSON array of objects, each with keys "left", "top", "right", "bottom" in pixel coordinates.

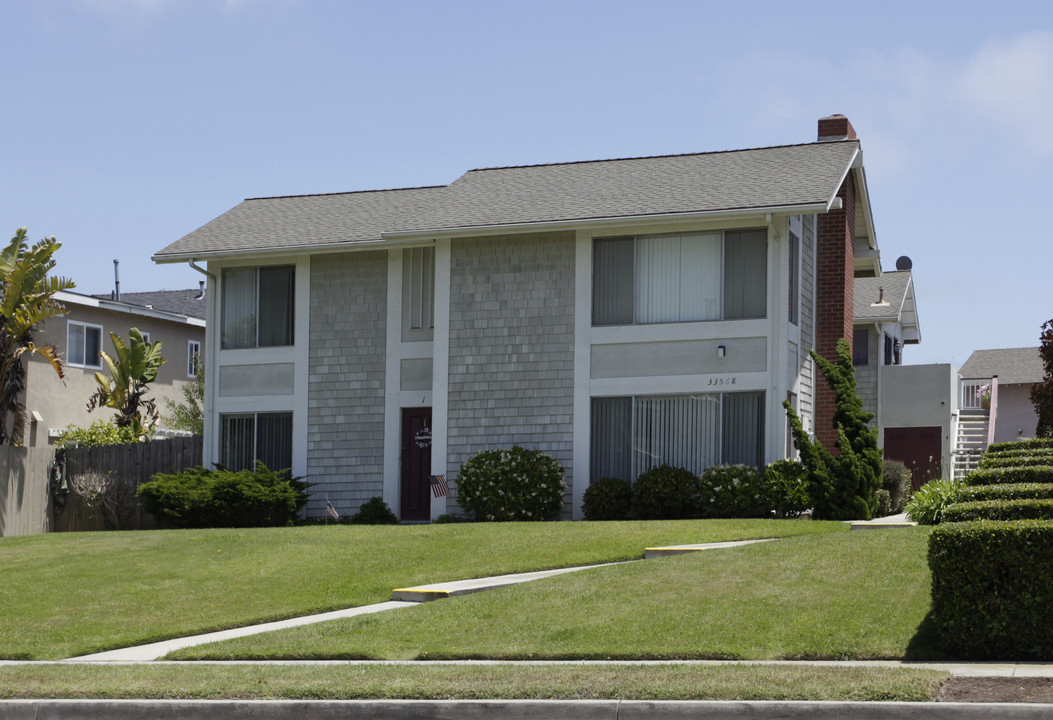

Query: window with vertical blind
[
  {"left": 402, "top": 246, "right": 435, "bottom": 341},
  {"left": 590, "top": 391, "right": 765, "bottom": 482},
  {"left": 221, "top": 266, "right": 295, "bottom": 349},
  {"left": 221, "top": 412, "right": 293, "bottom": 472},
  {"left": 592, "top": 229, "right": 767, "bottom": 326}
]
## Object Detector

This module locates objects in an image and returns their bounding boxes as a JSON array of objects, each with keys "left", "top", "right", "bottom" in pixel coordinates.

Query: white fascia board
[
  {"left": 853, "top": 165, "right": 879, "bottom": 252},
  {"left": 380, "top": 204, "right": 834, "bottom": 242},
  {"left": 54, "top": 291, "right": 206, "bottom": 327},
  {"left": 152, "top": 236, "right": 434, "bottom": 265}
]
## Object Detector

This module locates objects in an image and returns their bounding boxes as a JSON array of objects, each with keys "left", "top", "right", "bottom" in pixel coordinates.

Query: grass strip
[
  {"left": 0, "top": 519, "right": 842, "bottom": 660},
  {"left": 0, "top": 663, "right": 947, "bottom": 702},
  {"left": 174, "top": 528, "right": 939, "bottom": 661}
]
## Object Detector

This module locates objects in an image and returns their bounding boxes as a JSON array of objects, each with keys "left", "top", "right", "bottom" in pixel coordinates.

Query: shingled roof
[
  {"left": 92, "top": 289, "right": 207, "bottom": 320},
  {"left": 853, "top": 271, "right": 921, "bottom": 344},
  {"left": 960, "top": 348, "right": 1044, "bottom": 385},
  {"left": 154, "top": 140, "right": 861, "bottom": 261}
]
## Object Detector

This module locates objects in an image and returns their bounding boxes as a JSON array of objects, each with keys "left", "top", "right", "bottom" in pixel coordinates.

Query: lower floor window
[
  {"left": 590, "top": 391, "right": 765, "bottom": 481},
  {"left": 220, "top": 412, "right": 293, "bottom": 472}
]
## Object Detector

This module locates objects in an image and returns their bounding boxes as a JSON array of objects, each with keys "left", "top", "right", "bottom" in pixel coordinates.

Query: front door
[{"left": 400, "top": 407, "right": 432, "bottom": 521}]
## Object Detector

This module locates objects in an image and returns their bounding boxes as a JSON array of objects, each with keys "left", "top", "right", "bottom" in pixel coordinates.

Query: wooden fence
[
  {"left": 0, "top": 436, "right": 203, "bottom": 536},
  {"left": 0, "top": 446, "right": 58, "bottom": 537}
]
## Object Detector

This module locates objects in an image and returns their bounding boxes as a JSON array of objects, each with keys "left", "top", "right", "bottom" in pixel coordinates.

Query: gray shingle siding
[
  {"left": 445, "top": 232, "right": 576, "bottom": 517},
  {"left": 307, "top": 251, "right": 387, "bottom": 515}
]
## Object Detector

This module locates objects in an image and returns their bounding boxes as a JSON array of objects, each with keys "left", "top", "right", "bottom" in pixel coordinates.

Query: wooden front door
[
  {"left": 400, "top": 407, "right": 432, "bottom": 521},
  {"left": 884, "top": 426, "right": 942, "bottom": 491}
]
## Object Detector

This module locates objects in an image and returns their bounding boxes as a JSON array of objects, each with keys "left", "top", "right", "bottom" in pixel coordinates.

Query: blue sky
[{"left": 3, "top": 0, "right": 1051, "bottom": 368}]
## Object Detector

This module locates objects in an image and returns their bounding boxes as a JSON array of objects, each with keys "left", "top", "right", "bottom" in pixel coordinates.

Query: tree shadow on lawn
[{"left": 903, "top": 610, "right": 953, "bottom": 660}]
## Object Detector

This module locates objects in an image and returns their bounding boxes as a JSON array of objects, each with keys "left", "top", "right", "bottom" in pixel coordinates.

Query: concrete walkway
[{"left": 66, "top": 539, "right": 767, "bottom": 662}]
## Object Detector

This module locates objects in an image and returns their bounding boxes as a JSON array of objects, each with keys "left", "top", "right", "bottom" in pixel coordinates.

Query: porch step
[{"left": 953, "top": 414, "right": 990, "bottom": 481}]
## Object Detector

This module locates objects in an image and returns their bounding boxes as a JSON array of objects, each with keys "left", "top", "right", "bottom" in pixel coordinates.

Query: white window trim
[
  {"left": 67, "top": 321, "right": 104, "bottom": 369},
  {"left": 188, "top": 339, "right": 202, "bottom": 378}
]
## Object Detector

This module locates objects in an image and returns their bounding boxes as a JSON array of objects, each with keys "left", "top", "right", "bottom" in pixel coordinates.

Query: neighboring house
[
  {"left": 850, "top": 267, "right": 952, "bottom": 487},
  {"left": 23, "top": 288, "right": 206, "bottom": 446},
  {"left": 153, "top": 114, "right": 918, "bottom": 521},
  {"left": 952, "top": 347, "right": 1044, "bottom": 476}
]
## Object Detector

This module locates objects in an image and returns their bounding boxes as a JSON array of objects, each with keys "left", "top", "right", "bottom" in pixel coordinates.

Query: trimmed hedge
[
  {"left": 581, "top": 477, "right": 633, "bottom": 520},
  {"left": 982, "top": 447, "right": 1053, "bottom": 461},
  {"left": 963, "top": 465, "right": 1053, "bottom": 486},
  {"left": 138, "top": 463, "right": 308, "bottom": 528},
  {"left": 697, "top": 464, "right": 768, "bottom": 519},
  {"left": 962, "top": 483, "right": 1053, "bottom": 502},
  {"left": 942, "top": 498, "right": 1053, "bottom": 523},
  {"left": 929, "top": 520, "right": 1053, "bottom": 659},
  {"left": 632, "top": 464, "right": 699, "bottom": 520},
  {"left": 987, "top": 438, "right": 1053, "bottom": 453},
  {"left": 979, "top": 453, "right": 1053, "bottom": 470}
]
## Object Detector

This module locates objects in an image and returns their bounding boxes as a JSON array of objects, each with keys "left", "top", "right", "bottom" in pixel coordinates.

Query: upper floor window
[
  {"left": 592, "top": 229, "right": 767, "bottom": 326},
  {"left": 221, "top": 266, "right": 295, "bottom": 349},
  {"left": 853, "top": 329, "right": 869, "bottom": 366},
  {"left": 402, "top": 247, "right": 435, "bottom": 342},
  {"left": 67, "top": 321, "right": 103, "bottom": 368},
  {"left": 187, "top": 340, "right": 202, "bottom": 377}
]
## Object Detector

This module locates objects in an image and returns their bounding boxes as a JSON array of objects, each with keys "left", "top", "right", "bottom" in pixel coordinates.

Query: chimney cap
[{"left": 817, "top": 114, "right": 857, "bottom": 142}]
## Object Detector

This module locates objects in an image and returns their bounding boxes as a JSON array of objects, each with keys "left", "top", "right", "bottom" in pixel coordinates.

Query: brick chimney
[
  {"left": 813, "top": 115, "right": 858, "bottom": 452},
  {"left": 817, "top": 114, "right": 857, "bottom": 142}
]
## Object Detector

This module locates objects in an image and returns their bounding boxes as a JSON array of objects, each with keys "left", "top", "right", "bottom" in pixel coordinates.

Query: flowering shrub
[
  {"left": 763, "top": 459, "right": 811, "bottom": 518},
  {"left": 698, "top": 464, "right": 769, "bottom": 518},
  {"left": 582, "top": 477, "right": 633, "bottom": 520},
  {"left": 631, "top": 464, "right": 699, "bottom": 520},
  {"left": 456, "top": 446, "right": 566, "bottom": 521}
]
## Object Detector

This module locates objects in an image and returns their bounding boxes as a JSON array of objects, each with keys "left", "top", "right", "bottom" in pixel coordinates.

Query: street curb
[{"left": 3, "top": 699, "right": 1053, "bottom": 720}]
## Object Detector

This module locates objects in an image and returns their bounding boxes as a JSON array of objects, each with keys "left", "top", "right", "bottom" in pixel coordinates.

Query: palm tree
[
  {"left": 0, "top": 229, "right": 75, "bottom": 445},
  {"left": 87, "top": 328, "right": 166, "bottom": 438}
]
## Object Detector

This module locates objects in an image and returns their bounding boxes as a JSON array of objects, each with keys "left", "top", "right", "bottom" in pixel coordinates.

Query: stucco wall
[
  {"left": 25, "top": 306, "right": 204, "bottom": 446},
  {"left": 446, "top": 231, "right": 576, "bottom": 516},
  {"left": 307, "top": 251, "right": 387, "bottom": 516},
  {"left": 994, "top": 383, "right": 1040, "bottom": 443},
  {"left": 879, "top": 363, "right": 956, "bottom": 474}
]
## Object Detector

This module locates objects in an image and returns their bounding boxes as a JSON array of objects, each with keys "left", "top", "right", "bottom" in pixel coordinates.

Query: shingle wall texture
[
  {"left": 446, "top": 231, "right": 576, "bottom": 517},
  {"left": 307, "top": 251, "right": 387, "bottom": 515}
]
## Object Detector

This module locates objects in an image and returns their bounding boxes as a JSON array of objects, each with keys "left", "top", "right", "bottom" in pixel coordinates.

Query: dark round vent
[{"left": 895, "top": 256, "right": 913, "bottom": 271}]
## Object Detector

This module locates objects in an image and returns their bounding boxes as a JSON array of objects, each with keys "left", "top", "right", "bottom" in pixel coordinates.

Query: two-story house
[
  {"left": 153, "top": 115, "right": 909, "bottom": 520},
  {"left": 23, "top": 287, "right": 206, "bottom": 446}
]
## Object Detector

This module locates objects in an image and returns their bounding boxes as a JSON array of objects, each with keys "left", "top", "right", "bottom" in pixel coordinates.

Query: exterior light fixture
[{"left": 717, "top": 345, "right": 726, "bottom": 358}]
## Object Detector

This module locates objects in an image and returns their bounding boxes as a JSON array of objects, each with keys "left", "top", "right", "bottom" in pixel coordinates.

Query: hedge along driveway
[{"left": 0, "top": 519, "right": 844, "bottom": 660}]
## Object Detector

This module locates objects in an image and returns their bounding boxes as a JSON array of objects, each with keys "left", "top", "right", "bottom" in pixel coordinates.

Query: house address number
[{"left": 706, "top": 377, "right": 738, "bottom": 386}]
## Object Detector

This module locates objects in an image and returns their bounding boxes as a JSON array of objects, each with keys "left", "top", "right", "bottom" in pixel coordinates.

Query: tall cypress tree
[{"left": 784, "top": 337, "right": 882, "bottom": 520}]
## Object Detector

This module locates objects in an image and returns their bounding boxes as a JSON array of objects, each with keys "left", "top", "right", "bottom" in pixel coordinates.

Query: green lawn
[
  {"left": 0, "top": 663, "right": 946, "bottom": 702},
  {"left": 172, "top": 528, "right": 940, "bottom": 661},
  {"left": 0, "top": 519, "right": 841, "bottom": 660}
]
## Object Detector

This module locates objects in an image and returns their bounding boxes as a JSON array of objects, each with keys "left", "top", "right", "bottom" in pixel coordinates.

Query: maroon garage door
[{"left": 883, "top": 426, "right": 942, "bottom": 491}]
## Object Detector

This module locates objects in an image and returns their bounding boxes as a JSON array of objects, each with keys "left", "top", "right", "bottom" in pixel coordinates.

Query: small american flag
[
  {"left": 430, "top": 474, "right": 449, "bottom": 498},
  {"left": 326, "top": 501, "right": 340, "bottom": 521}
]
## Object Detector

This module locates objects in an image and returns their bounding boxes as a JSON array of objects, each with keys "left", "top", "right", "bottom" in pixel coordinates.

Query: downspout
[{"left": 188, "top": 259, "right": 215, "bottom": 282}]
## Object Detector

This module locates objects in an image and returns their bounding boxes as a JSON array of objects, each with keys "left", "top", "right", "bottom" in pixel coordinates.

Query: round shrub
[
  {"left": 763, "top": 459, "right": 811, "bottom": 518},
  {"left": 350, "top": 497, "right": 398, "bottom": 525},
  {"left": 698, "top": 464, "right": 769, "bottom": 518},
  {"left": 875, "top": 488, "right": 892, "bottom": 517},
  {"left": 456, "top": 446, "right": 566, "bottom": 521},
  {"left": 881, "top": 460, "right": 912, "bottom": 512},
  {"left": 582, "top": 477, "right": 633, "bottom": 520},
  {"left": 903, "top": 478, "right": 966, "bottom": 525},
  {"left": 631, "top": 464, "right": 699, "bottom": 520}
]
